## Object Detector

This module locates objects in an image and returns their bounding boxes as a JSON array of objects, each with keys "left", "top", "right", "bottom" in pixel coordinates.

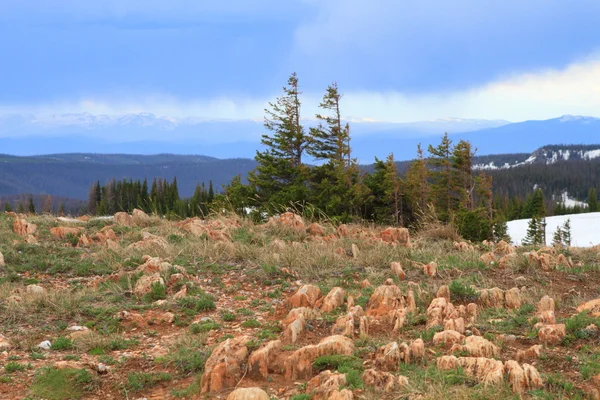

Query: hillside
[{"left": 508, "top": 212, "right": 600, "bottom": 247}]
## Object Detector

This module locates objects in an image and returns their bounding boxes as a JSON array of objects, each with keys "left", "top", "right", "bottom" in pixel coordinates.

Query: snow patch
[{"left": 507, "top": 212, "right": 600, "bottom": 247}]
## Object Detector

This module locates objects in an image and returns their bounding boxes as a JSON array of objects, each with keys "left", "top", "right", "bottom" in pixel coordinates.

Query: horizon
[{"left": 1, "top": 0, "right": 600, "bottom": 132}]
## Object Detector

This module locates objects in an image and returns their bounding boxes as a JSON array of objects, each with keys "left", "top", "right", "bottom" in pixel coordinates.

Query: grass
[
  {"left": 51, "top": 337, "right": 74, "bottom": 351},
  {"left": 125, "top": 372, "right": 172, "bottom": 392},
  {"left": 448, "top": 279, "right": 479, "bottom": 302},
  {"left": 143, "top": 281, "right": 167, "bottom": 302},
  {"left": 241, "top": 318, "right": 262, "bottom": 328},
  {"left": 176, "top": 293, "right": 216, "bottom": 313},
  {"left": 32, "top": 368, "right": 98, "bottom": 400},
  {"left": 157, "top": 334, "right": 211, "bottom": 375},
  {"left": 190, "top": 321, "right": 220, "bottom": 334},
  {"left": 5, "top": 361, "right": 31, "bottom": 373}
]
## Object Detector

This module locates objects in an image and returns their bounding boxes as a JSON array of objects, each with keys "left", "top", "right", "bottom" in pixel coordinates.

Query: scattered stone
[
  {"left": 13, "top": 218, "right": 37, "bottom": 237},
  {"left": 288, "top": 285, "right": 322, "bottom": 308},
  {"left": 38, "top": 340, "right": 52, "bottom": 350},
  {"left": 0, "top": 334, "right": 11, "bottom": 350},
  {"left": 226, "top": 387, "right": 269, "bottom": 400},
  {"left": 366, "top": 280, "right": 404, "bottom": 317},
  {"left": 436, "top": 285, "right": 450, "bottom": 301},
  {"left": 306, "top": 370, "right": 347, "bottom": 400},
  {"left": 380, "top": 227, "right": 411, "bottom": 247},
  {"left": 114, "top": 212, "right": 134, "bottom": 227},
  {"left": 26, "top": 284, "right": 46, "bottom": 296},
  {"left": 538, "top": 324, "right": 566, "bottom": 345},
  {"left": 390, "top": 262, "right": 405, "bottom": 280},
  {"left": 132, "top": 208, "right": 151, "bottom": 226},
  {"left": 423, "top": 262, "right": 437, "bottom": 277},
  {"left": 307, "top": 223, "right": 326, "bottom": 236},
  {"left": 454, "top": 241, "right": 474, "bottom": 252},
  {"left": 436, "top": 356, "right": 504, "bottom": 385},
  {"left": 505, "top": 360, "right": 544, "bottom": 394},
  {"left": 0, "top": 251, "right": 4, "bottom": 267},
  {"left": 248, "top": 340, "right": 282, "bottom": 379},
  {"left": 452, "top": 335, "right": 499, "bottom": 358},
  {"left": 133, "top": 273, "right": 165, "bottom": 297},
  {"left": 50, "top": 226, "right": 82, "bottom": 239},
  {"left": 321, "top": 287, "right": 346, "bottom": 313},
  {"left": 374, "top": 342, "right": 401, "bottom": 371},
  {"left": 433, "top": 330, "right": 464, "bottom": 348},
  {"left": 351, "top": 244, "right": 360, "bottom": 259},
  {"left": 201, "top": 335, "right": 251, "bottom": 393},
  {"left": 362, "top": 369, "right": 409, "bottom": 393},
  {"left": 285, "top": 335, "right": 354, "bottom": 380},
  {"left": 504, "top": 287, "right": 522, "bottom": 309},
  {"left": 478, "top": 287, "right": 504, "bottom": 308},
  {"left": 576, "top": 298, "right": 600, "bottom": 317},
  {"left": 516, "top": 345, "right": 542, "bottom": 363}
]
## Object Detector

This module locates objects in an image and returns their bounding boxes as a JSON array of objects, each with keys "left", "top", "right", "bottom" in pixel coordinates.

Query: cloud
[{"left": 3, "top": 51, "right": 600, "bottom": 123}]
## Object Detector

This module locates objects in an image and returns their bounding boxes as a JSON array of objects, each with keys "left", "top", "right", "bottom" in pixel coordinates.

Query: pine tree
[
  {"left": 249, "top": 72, "right": 308, "bottom": 207},
  {"left": 552, "top": 226, "right": 564, "bottom": 246},
  {"left": 4, "top": 202, "right": 12, "bottom": 212},
  {"left": 562, "top": 219, "right": 572, "bottom": 246},
  {"left": 522, "top": 216, "right": 543, "bottom": 246},
  {"left": 493, "top": 218, "right": 511, "bottom": 243},
  {"left": 405, "top": 144, "right": 429, "bottom": 213},
  {"left": 451, "top": 140, "right": 475, "bottom": 211},
  {"left": 427, "top": 133, "right": 453, "bottom": 222},
  {"left": 588, "top": 188, "right": 598, "bottom": 212},
  {"left": 42, "top": 195, "right": 53, "bottom": 214},
  {"left": 28, "top": 196, "right": 35, "bottom": 214},
  {"left": 88, "top": 182, "right": 99, "bottom": 214},
  {"left": 383, "top": 153, "right": 404, "bottom": 225}
]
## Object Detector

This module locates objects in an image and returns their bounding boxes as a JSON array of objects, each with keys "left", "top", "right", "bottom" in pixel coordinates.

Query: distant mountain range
[{"left": 0, "top": 113, "right": 599, "bottom": 161}]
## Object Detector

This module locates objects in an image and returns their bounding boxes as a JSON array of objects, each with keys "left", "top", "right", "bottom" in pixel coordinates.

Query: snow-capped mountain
[{"left": 473, "top": 144, "right": 600, "bottom": 170}]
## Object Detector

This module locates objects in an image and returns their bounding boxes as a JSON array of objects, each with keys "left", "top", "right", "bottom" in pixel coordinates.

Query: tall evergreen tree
[
  {"left": 588, "top": 188, "right": 598, "bottom": 212},
  {"left": 427, "top": 133, "right": 453, "bottom": 222},
  {"left": 405, "top": 144, "right": 429, "bottom": 213},
  {"left": 27, "top": 195, "right": 35, "bottom": 214},
  {"left": 383, "top": 154, "right": 404, "bottom": 225},
  {"left": 562, "top": 219, "right": 572, "bottom": 246},
  {"left": 248, "top": 72, "right": 308, "bottom": 207},
  {"left": 451, "top": 140, "right": 475, "bottom": 211}
]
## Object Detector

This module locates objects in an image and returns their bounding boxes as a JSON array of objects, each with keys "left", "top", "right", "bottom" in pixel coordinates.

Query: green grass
[
  {"left": 143, "top": 281, "right": 167, "bottom": 302},
  {"left": 125, "top": 372, "right": 172, "bottom": 392},
  {"left": 449, "top": 279, "right": 479, "bottom": 302},
  {"left": 5, "top": 361, "right": 31, "bottom": 373},
  {"left": 313, "top": 355, "right": 363, "bottom": 372},
  {"left": 51, "top": 337, "right": 74, "bottom": 351},
  {"left": 32, "top": 368, "right": 97, "bottom": 400},
  {"left": 241, "top": 319, "right": 262, "bottom": 328},
  {"left": 177, "top": 294, "right": 216, "bottom": 312},
  {"left": 190, "top": 321, "right": 220, "bottom": 334},
  {"left": 220, "top": 311, "right": 236, "bottom": 321}
]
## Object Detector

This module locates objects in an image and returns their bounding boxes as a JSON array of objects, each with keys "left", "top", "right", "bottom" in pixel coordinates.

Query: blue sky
[{"left": 1, "top": 0, "right": 600, "bottom": 122}]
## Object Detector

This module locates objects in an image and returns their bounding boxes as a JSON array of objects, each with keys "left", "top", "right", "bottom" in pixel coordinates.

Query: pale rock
[
  {"left": 201, "top": 335, "right": 251, "bottom": 393},
  {"left": 374, "top": 342, "right": 401, "bottom": 371},
  {"left": 478, "top": 287, "right": 504, "bottom": 308},
  {"left": 321, "top": 287, "right": 346, "bottom": 313},
  {"left": 226, "top": 387, "right": 270, "bottom": 400},
  {"left": 362, "top": 368, "right": 409, "bottom": 393},
  {"left": 390, "top": 262, "right": 405, "bottom": 280},
  {"left": 351, "top": 244, "right": 360, "bottom": 259},
  {"left": 306, "top": 370, "right": 347, "bottom": 400},
  {"left": 505, "top": 360, "right": 543, "bottom": 394},
  {"left": 436, "top": 285, "right": 450, "bottom": 301},
  {"left": 444, "top": 317, "right": 465, "bottom": 334},
  {"left": 132, "top": 208, "right": 151, "bottom": 226},
  {"left": 538, "top": 324, "right": 566, "bottom": 345},
  {"left": 0, "top": 251, "right": 4, "bottom": 267},
  {"left": 133, "top": 273, "right": 165, "bottom": 297},
  {"left": 366, "top": 281, "right": 404, "bottom": 317},
  {"left": 433, "top": 330, "right": 464, "bottom": 348},
  {"left": 436, "top": 356, "right": 504, "bottom": 385},
  {"left": 288, "top": 284, "right": 322, "bottom": 308},
  {"left": 406, "top": 290, "right": 417, "bottom": 314},
  {"left": 114, "top": 212, "right": 134, "bottom": 227},
  {"left": 516, "top": 345, "right": 542, "bottom": 363},
  {"left": 38, "top": 340, "right": 52, "bottom": 350},
  {"left": 453, "top": 335, "right": 499, "bottom": 358},
  {"left": 26, "top": 284, "right": 46, "bottom": 296},
  {"left": 285, "top": 335, "right": 354, "bottom": 380},
  {"left": 380, "top": 227, "right": 411, "bottom": 247},
  {"left": 504, "top": 287, "right": 522, "bottom": 309},
  {"left": 248, "top": 340, "right": 282, "bottom": 379},
  {"left": 423, "top": 262, "right": 437, "bottom": 277},
  {"left": 307, "top": 222, "right": 326, "bottom": 236},
  {"left": 576, "top": 298, "right": 600, "bottom": 317}
]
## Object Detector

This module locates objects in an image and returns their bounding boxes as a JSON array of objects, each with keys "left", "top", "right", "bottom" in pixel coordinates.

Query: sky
[{"left": 1, "top": 0, "right": 600, "bottom": 122}]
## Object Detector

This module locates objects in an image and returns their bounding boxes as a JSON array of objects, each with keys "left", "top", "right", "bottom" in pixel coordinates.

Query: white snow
[
  {"left": 507, "top": 212, "right": 600, "bottom": 247},
  {"left": 557, "top": 192, "right": 588, "bottom": 208}
]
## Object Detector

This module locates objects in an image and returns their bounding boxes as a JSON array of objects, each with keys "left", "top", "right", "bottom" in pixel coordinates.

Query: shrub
[
  {"left": 51, "top": 337, "right": 74, "bottom": 351},
  {"left": 448, "top": 279, "right": 479, "bottom": 302},
  {"left": 177, "top": 294, "right": 216, "bottom": 312},
  {"left": 241, "top": 319, "right": 261, "bottom": 328},
  {"left": 143, "top": 281, "right": 167, "bottom": 302}
]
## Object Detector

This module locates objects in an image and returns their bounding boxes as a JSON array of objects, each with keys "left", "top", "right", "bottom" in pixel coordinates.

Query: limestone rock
[
  {"left": 50, "top": 226, "right": 82, "bottom": 239},
  {"left": 114, "top": 212, "right": 133, "bottom": 226},
  {"left": 307, "top": 222, "right": 326, "bottom": 236},
  {"left": 132, "top": 208, "right": 151, "bottom": 226},
  {"left": 0, "top": 252, "right": 5, "bottom": 268},
  {"left": 366, "top": 281, "right": 404, "bottom": 317},
  {"left": 285, "top": 335, "right": 354, "bottom": 380},
  {"left": 362, "top": 368, "right": 409, "bottom": 393},
  {"left": 406, "top": 290, "right": 417, "bottom": 314},
  {"left": 284, "top": 314, "right": 305, "bottom": 344},
  {"left": 327, "top": 389, "right": 354, "bottom": 400},
  {"left": 380, "top": 227, "right": 411, "bottom": 247},
  {"left": 288, "top": 285, "right": 322, "bottom": 309},
  {"left": 26, "top": 284, "right": 46, "bottom": 296},
  {"left": 538, "top": 324, "right": 566, "bottom": 345},
  {"left": 201, "top": 335, "right": 251, "bottom": 393},
  {"left": 426, "top": 297, "right": 455, "bottom": 329},
  {"left": 248, "top": 340, "right": 282, "bottom": 379},
  {"left": 505, "top": 360, "right": 543, "bottom": 394},
  {"left": 133, "top": 273, "right": 165, "bottom": 297},
  {"left": 454, "top": 241, "right": 474, "bottom": 252},
  {"left": 226, "top": 387, "right": 269, "bottom": 400},
  {"left": 436, "top": 356, "right": 504, "bottom": 385},
  {"left": 307, "top": 370, "right": 347, "bottom": 400},
  {"left": 516, "top": 345, "right": 542, "bottom": 363},
  {"left": 478, "top": 287, "right": 505, "bottom": 308},
  {"left": 321, "top": 287, "right": 346, "bottom": 313},
  {"left": 436, "top": 285, "right": 450, "bottom": 301},
  {"left": 390, "top": 262, "right": 405, "bottom": 280},
  {"left": 423, "top": 262, "right": 437, "bottom": 277},
  {"left": 374, "top": 342, "right": 401, "bottom": 371},
  {"left": 537, "top": 295, "right": 556, "bottom": 324},
  {"left": 13, "top": 219, "right": 37, "bottom": 237},
  {"left": 351, "top": 244, "right": 360, "bottom": 259},
  {"left": 453, "top": 335, "right": 499, "bottom": 358},
  {"left": 433, "top": 330, "right": 464, "bottom": 348},
  {"left": 480, "top": 252, "right": 496, "bottom": 265},
  {"left": 504, "top": 287, "right": 522, "bottom": 309},
  {"left": 444, "top": 317, "right": 465, "bottom": 334},
  {"left": 576, "top": 298, "right": 600, "bottom": 317}
]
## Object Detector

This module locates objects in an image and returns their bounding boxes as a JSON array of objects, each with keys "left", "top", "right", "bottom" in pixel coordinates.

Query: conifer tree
[
  {"left": 552, "top": 226, "right": 563, "bottom": 246},
  {"left": 522, "top": 216, "right": 543, "bottom": 246},
  {"left": 383, "top": 153, "right": 404, "bottom": 225},
  {"left": 249, "top": 72, "right": 308, "bottom": 207},
  {"left": 28, "top": 196, "right": 35, "bottom": 214},
  {"left": 493, "top": 218, "right": 511, "bottom": 242},
  {"left": 405, "top": 144, "right": 429, "bottom": 213},
  {"left": 562, "top": 219, "right": 572, "bottom": 246},
  {"left": 427, "top": 133, "right": 453, "bottom": 222},
  {"left": 451, "top": 140, "right": 475, "bottom": 211},
  {"left": 588, "top": 188, "right": 598, "bottom": 212}
]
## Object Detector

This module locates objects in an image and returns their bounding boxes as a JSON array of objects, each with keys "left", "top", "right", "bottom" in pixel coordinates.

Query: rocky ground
[{"left": 1, "top": 210, "right": 600, "bottom": 399}]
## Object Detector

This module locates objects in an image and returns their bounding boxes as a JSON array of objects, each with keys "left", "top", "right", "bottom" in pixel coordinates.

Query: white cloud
[{"left": 3, "top": 54, "right": 600, "bottom": 122}]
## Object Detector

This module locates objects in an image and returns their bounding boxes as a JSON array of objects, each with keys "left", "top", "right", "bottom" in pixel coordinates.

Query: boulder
[
  {"left": 284, "top": 314, "right": 305, "bottom": 344},
  {"left": 537, "top": 295, "right": 556, "bottom": 324},
  {"left": 452, "top": 335, "right": 499, "bottom": 358},
  {"left": 26, "top": 284, "right": 46, "bottom": 296},
  {"left": 201, "top": 335, "right": 251, "bottom": 393},
  {"left": 306, "top": 370, "right": 347, "bottom": 400},
  {"left": 576, "top": 298, "right": 600, "bottom": 317},
  {"left": 444, "top": 317, "right": 465, "bottom": 334},
  {"left": 321, "top": 287, "right": 346, "bottom": 313},
  {"left": 0, "top": 251, "right": 4, "bottom": 267},
  {"left": 366, "top": 280, "right": 404, "bottom": 317},
  {"left": 426, "top": 297, "right": 455, "bottom": 329},
  {"left": 390, "top": 262, "right": 405, "bottom": 280},
  {"left": 285, "top": 335, "right": 354, "bottom": 380},
  {"left": 504, "top": 288, "right": 522, "bottom": 309},
  {"left": 380, "top": 227, "right": 411, "bottom": 247},
  {"left": 50, "top": 226, "right": 82, "bottom": 239},
  {"left": 454, "top": 241, "right": 474, "bottom": 252},
  {"left": 133, "top": 273, "right": 165, "bottom": 297},
  {"left": 505, "top": 360, "right": 543, "bottom": 394},
  {"left": 516, "top": 345, "right": 542, "bottom": 363},
  {"left": 480, "top": 252, "right": 496, "bottom": 265},
  {"left": 288, "top": 285, "right": 323, "bottom": 309},
  {"left": 226, "top": 387, "right": 269, "bottom": 400},
  {"left": 374, "top": 342, "right": 401, "bottom": 371},
  {"left": 132, "top": 208, "right": 151, "bottom": 226},
  {"left": 495, "top": 240, "right": 514, "bottom": 255},
  {"left": 362, "top": 368, "right": 409, "bottom": 393},
  {"left": 127, "top": 232, "right": 169, "bottom": 251},
  {"left": 557, "top": 253, "right": 573, "bottom": 268},
  {"left": 436, "top": 356, "right": 504, "bottom": 385},
  {"left": 331, "top": 306, "right": 364, "bottom": 337},
  {"left": 436, "top": 285, "right": 450, "bottom": 301},
  {"left": 433, "top": 330, "right": 464, "bottom": 348},
  {"left": 406, "top": 290, "right": 417, "bottom": 314},
  {"left": 478, "top": 287, "right": 505, "bottom": 308},
  {"left": 307, "top": 223, "right": 326, "bottom": 236},
  {"left": 423, "top": 262, "right": 437, "bottom": 277},
  {"left": 114, "top": 212, "right": 134, "bottom": 227},
  {"left": 538, "top": 324, "right": 566, "bottom": 345},
  {"left": 351, "top": 244, "right": 360, "bottom": 259},
  {"left": 13, "top": 219, "right": 37, "bottom": 237},
  {"left": 248, "top": 340, "right": 282, "bottom": 379},
  {"left": 282, "top": 307, "right": 321, "bottom": 327}
]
